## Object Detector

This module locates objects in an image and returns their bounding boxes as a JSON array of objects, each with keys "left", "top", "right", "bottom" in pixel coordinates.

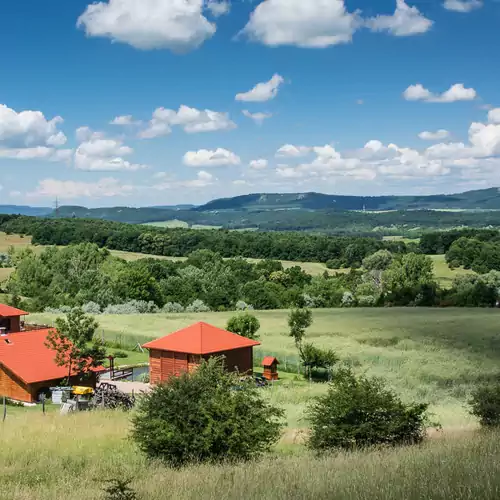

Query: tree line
[{"left": 5, "top": 242, "right": 500, "bottom": 313}]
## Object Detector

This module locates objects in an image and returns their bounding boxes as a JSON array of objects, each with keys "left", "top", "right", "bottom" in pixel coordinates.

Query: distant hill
[
  {"left": 0, "top": 205, "right": 52, "bottom": 217},
  {"left": 196, "top": 188, "right": 500, "bottom": 212}
]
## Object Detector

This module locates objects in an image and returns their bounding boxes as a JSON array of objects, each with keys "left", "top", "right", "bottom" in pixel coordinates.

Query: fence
[{"left": 254, "top": 350, "right": 306, "bottom": 376}]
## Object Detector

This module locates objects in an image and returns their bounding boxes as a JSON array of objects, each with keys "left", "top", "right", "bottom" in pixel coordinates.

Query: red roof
[
  {"left": 262, "top": 356, "right": 279, "bottom": 367},
  {"left": 0, "top": 329, "right": 103, "bottom": 384},
  {"left": 143, "top": 322, "right": 261, "bottom": 355},
  {"left": 0, "top": 304, "right": 28, "bottom": 317}
]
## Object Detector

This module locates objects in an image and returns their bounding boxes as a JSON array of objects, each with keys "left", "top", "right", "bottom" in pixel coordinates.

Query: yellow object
[{"left": 72, "top": 386, "right": 94, "bottom": 395}]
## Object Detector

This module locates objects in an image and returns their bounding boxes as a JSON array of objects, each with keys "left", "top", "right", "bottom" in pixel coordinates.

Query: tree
[
  {"left": 362, "top": 250, "right": 393, "bottom": 271},
  {"left": 226, "top": 312, "right": 261, "bottom": 340},
  {"left": 131, "top": 358, "right": 284, "bottom": 466},
  {"left": 300, "top": 343, "right": 338, "bottom": 378},
  {"left": 307, "top": 368, "right": 429, "bottom": 451},
  {"left": 288, "top": 308, "right": 313, "bottom": 348},
  {"left": 45, "top": 308, "right": 106, "bottom": 382}
]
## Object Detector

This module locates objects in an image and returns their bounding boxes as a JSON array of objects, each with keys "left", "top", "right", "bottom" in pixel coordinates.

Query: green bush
[
  {"left": 131, "top": 357, "right": 284, "bottom": 466},
  {"left": 112, "top": 350, "right": 129, "bottom": 359},
  {"left": 307, "top": 369, "right": 429, "bottom": 451},
  {"left": 469, "top": 384, "right": 500, "bottom": 427},
  {"left": 226, "top": 312, "right": 261, "bottom": 340}
]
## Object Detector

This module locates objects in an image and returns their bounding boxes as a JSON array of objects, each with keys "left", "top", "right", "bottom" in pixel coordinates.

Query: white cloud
[
  {"left": 443, "top": 0, "right": 482, "bottom": 12},
  {"left": 468, "top": 122, "right": 500, "bottom": 157},
  {"left": 241, "top": 0, "right": 359, "bottom": 48},
  {"left": 139, "top": 105, "right": 236, "bottom": 138},
  {"left": 249, "top": 159, "right": 268, "bottom": 170},
  {"left": 235, "top": 74, "right": 284, "bottom": 102},
  {"left": 75, "top": 138, "right": 146, "bottom": 171},
  {"left": 207, "top": 1, "right": 230, "bottom": 16},
  {"left": 110, "top": 115, "right": 141, "bottom": 126},
  {"left": 276, "top": 166, "right": 304, "bottom": 178},
  {"left": 77, "top": 0, "right": 216, "bottom": 52},
  {"left": 242, "top": 110, "right": 272, "bottom": 125},
  {"left": 181, "top": 170, "right": 215, "bottom": 188},
  {"left": 183, "top": 148, "right": 241, "bottom": 167},
  {"left": 418, "top": 129, "right": 451, "bottom": 141},
  {"left": 29, "top": 178, "right": 135, "bottom": 200},
  {"left": 276, "top": 144, "right": 311, "bottom": 157},
  {"left": 0, "top": 147, "right": 72, "bottom": 162},
  {"left": 0, "top": 104, "right": 67, "bottom": 148},
  {"left": 366, "top": 0, "right": 433, "bottom": 37},
  {"left": 403, "top": 83, "right": 477, "bottom": 103},
  {"left": 488, "top": 108, "right": 500, "bottom": 124}
]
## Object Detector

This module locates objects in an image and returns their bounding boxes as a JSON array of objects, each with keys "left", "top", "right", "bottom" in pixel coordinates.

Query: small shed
[
  {"left": 143, "top": 322, "right": 261, "bottom": 384},
  {"left": 0, "top": 328, "right": 103, "bottom": 403},
  {"left": 0, "top": 304, "right": 28, "bottom": 334},
  {"left": 262, "top": 356, "right": 279, "bottom": 381}
]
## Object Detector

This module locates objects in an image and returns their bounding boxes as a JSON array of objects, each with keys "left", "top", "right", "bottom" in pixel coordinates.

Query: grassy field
[
  {"left": 30, "top": 307, "right": 500, "bottom": 428},
  {"left": 0, "top": 408, "right": 499, "bottom": 500}
]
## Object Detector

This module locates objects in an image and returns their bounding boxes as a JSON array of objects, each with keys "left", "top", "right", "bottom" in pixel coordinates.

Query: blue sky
[{"left": 0, "top": 0, "right": 499, "bottom": 207}]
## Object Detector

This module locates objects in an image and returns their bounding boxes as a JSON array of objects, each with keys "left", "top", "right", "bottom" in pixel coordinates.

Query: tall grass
[{"left": 0, "top": 410, "right": 498, "bottom": 500}]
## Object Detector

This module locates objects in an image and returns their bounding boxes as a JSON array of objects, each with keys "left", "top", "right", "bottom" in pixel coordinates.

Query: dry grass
[{"left": 0, "top": 409, "right": 499, "bottom": 500}]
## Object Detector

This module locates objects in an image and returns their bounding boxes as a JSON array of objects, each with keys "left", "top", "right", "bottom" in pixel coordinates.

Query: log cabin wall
[{"left": 0, "top": 365, "right": 33, "bottom": 402}]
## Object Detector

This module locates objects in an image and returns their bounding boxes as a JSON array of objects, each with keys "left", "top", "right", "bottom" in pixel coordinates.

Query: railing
[{"left": 22, "top": 323, "right": 52, "bottom": 332}]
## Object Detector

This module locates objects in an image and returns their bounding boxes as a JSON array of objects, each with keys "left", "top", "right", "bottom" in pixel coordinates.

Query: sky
[{"left": 1, "top": 0, "right": 500, "bottom": 207}]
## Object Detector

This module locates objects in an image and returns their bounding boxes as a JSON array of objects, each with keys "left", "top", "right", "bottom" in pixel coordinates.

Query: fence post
[
  {"left": 41, "top": 394, "right": 46, "bottom": 415},
  {"left": 2, "top": 396, "right": 6, "bottom": 422}
]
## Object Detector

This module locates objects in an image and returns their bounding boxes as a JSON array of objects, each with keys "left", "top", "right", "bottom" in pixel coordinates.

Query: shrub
[
  {"left": 236, "top": 300, "right": 254, "bottom": 311},
  {"left": 357, "top": 295, "right": 376, "bottom": 307},
  {"left": 112, "top": 350, "right": 129, "bottom": 359},
  {"left": 341, "top": 291, "right": 355, "bottom": 308},
  {"left": 162, "top": 302, "right": 185, "bottom": 313},
  {"left": 82, "top": 301, "right": 102, "bottom": 315},
  {"left": 131, "top": 358, "right": 284, "bottom": 466},
  {"left": 137, "top": 372, "right": 150, "bottom": 383},
  {"left": 300, "top": 343, "right": 338, "bottom": 378},
  {"left": 185, "top": 299, "right": 211, "bottom": 313},
  {"left": 103, "top": 303, "right": 140, "bottom": 315},
  {"left": 469, "top": 384, "right": 500, "bottom": 427},
  {"left": 307, "top": 368, "right": 429, "bottom": 451},
  {"left": 226, "top": 312, "right": 261, "bottom": 340},
  {"left": 103, "top": 478, "right": 137, "bottom": 500},
  {"left": 325, "top": 259, "right": 342, "bottom": 270}
]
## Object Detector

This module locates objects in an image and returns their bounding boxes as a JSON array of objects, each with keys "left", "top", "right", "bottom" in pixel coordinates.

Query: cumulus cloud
[
  {"left": 110, "top": 115, "right": 141, "bottom": 126},
  {"left": 403, "top": 83, "right": 477, "bottom": 103},
  {"left": 207, "top": 0, "right": 230, "bottom": 16},
  {"left": 366, "top": 0, "right": 433, "bottom": 36},
  {"left": 0, "top": 104, "right": 67, "bottom": 148},
  {"left": 249, "top": 159, "right": 268, "bottom": 170},
  {"left": 77, "top": 0, "right": 216, "bottom": 52},
  {"left": 75, "top": 137, "right": 146, "bottom": 171},
  {"left": 276, "top": 144, "right": 311, "bottom": 157},
  {"left": 235, "top": 74, "right": 284, "bottom": 102},
  {"left": 418, "top": 129, "right": 451, "bottom": 141},
  {"left": 183, "top": 148, "right": 241, "bottom": 167},
  {"left": 488, "top": 109, "right": 500, "bottom": 124},
  {"left": 443, "top": 0, "right": 482, "bottom": 12},
  {"left": 139, "top": 105, "right": 236, "bottom": 138},
  {"left": 241, "top": 0, "right": 359, "bottom": 48},
  {"left": 29, "top": 178, "right": 135, "bottom": 200},
  {"left": 242, "top": 110, "right": 272, "bottom": 124},
  {"left": 181, "top": 170, "right": 215, "bottom": 187}
]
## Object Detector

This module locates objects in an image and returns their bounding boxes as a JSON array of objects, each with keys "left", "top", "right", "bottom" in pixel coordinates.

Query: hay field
[
  {"left": 0, "top": 409, "right": 499, "bottom": 500},
  {"left": 30, "top": 307, "right": 500, "bottom": 428}
]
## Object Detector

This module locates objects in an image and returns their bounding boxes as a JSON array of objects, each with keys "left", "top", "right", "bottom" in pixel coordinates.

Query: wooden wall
[
  {"left": 149, "top": 348, "right": 253, "bottom": 384},
  {"left": 0, "top": 365, "right": 33, "bottom": 402}
]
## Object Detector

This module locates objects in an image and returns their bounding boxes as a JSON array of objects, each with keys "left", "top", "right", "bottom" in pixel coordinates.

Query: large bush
[
  {"left": 131, "top": 358, "right": 284, "bottom": 466},
  {"left": 226, "top": 312, "right": 261, "bottom": 340},
  {"left": 469, "top": 384, "right": 500, "bottom": 427},
  {"left": 307, "top": 369, "right": 429, "bottom": 451}
]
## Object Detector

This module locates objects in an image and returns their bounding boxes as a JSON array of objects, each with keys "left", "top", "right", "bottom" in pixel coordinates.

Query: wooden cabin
[
  {"left": 262, "top": 356, "right": 279, "bottom": 381},
  {"left": 0, "top": 328, "right": 102, "bottom": 403},
  {"left": 0, "top": 304, "right": 28, "bottom": 334},
  {"left": 143, "top": 322, "right": 261, "bottom": 384}
]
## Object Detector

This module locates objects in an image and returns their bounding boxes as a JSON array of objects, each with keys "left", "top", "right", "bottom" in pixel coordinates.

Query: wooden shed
[
  {"left": 0, "top": 328, "right": 102, "bottom": 403},
  {"left": 143, "top": 322, "right": 261, "bottom": 384},
  {"left": 262, "top": 356, "right": 279, "bottom": 381},
  {"left": 0, "top": 304, "right": 28, "bottom": 334}
]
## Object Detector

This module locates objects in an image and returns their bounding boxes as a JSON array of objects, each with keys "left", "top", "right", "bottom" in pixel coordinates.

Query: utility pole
[{"left": 54, "top": 197, "right": 59, "bottom": 218}]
